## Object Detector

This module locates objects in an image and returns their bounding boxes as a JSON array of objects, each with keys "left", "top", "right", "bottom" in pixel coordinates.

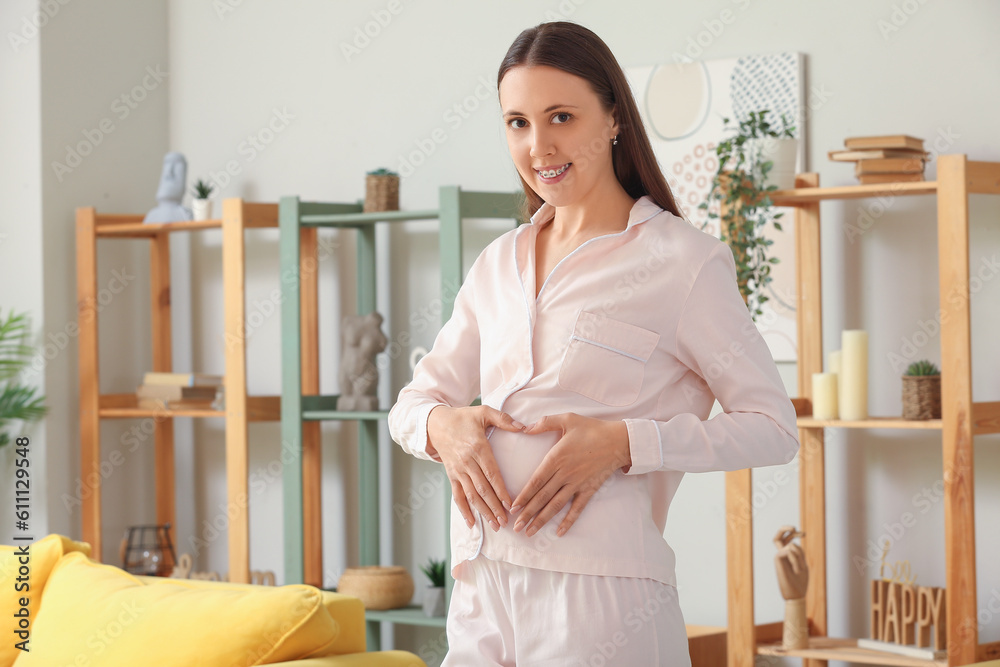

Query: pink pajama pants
[{"left": 441, "top": 555, "right": 692, "bottom": 666}]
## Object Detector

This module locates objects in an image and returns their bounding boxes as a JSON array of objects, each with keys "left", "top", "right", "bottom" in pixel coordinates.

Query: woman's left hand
[{"left": 509, "top": 412, "right": 631, "bottom": 538}]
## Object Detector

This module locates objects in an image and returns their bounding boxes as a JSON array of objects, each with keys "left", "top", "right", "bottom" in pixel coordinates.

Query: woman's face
[{"left": 499, "top": 65, "right": 618, "bottom": 207}]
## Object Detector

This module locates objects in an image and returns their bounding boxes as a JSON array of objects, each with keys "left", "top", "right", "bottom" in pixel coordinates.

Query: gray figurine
[
  {"left": 337, "top": 312, "right": 388, "bottom": 411},
  {"left": 144, "top": 152, "right": 193, "bottom": 223}
]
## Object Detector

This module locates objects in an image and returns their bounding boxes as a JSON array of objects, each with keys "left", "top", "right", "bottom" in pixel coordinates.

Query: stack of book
[
  {"left": 136, "top": 372, "right": 224, "bottom": 411},
  {"left": 829, "top": 135, "right": 929, "bottom": 184}
]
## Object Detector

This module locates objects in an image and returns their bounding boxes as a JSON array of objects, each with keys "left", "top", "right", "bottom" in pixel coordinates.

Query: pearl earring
[{"left": 613, "top": 135, "right": 618, "bottom": 146}]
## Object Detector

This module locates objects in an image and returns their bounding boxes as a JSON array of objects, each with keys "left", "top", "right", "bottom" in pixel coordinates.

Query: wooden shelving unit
[
  {"left": 724, "top": 155, "right": 1000, "bottom": 667},
  {"left": 278, "top": 185, "right": 523, "bottom": 650},
  {"left": 75, "top": 199, "right": 285, "bottom": 583}
]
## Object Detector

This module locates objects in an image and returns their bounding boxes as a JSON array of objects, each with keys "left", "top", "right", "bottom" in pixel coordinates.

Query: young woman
[{"left": 388, "top": 21, "right": 800, "bottom": 666}]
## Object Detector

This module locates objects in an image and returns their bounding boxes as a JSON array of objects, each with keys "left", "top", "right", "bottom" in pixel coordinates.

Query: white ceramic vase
[
  {"left": 422, "top": 585, "right": 446, "bottom": 617},
  {"left": 747, "top": 137, "right": 800, "bottom": 191},
  {"left": 192, "top": 198, "right": 212, "bottom": 221}
]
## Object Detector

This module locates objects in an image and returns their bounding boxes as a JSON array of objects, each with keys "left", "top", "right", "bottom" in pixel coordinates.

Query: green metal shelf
[
  {"left": 365, "top": 606, "right": 448, "bottom": 628},
  {"left": 279, "top": 185, "right": 524, "bottom": 650}
]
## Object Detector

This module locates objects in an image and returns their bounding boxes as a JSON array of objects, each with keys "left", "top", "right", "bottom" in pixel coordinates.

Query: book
[
  {"left": 829, "top": 148, "right": 929, "bottom": 162},
  {"left": 143, "top": 371, "right": 223, "bottom": 387},
  {"left": 857, "top": 172, "right": 926, "bottom": 184},
  {"left": 843, "top": 135, "right": 925, "bottom": 151},
  {"left": 856, "top": 638, "right": 946, "bottom": 660},
  {"left": 138, "top": 397, "right": 220, "bottom": 411},
  {"left": 855, "top": 157, "right": 927, "bottom": 176},
  {"left": 136, "top": 383, "right": 221, "bottom": 401}
]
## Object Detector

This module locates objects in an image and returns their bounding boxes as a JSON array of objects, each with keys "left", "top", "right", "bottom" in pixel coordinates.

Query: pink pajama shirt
[{"left": 388, "top": 195, "right": 800, "bottom": 664}]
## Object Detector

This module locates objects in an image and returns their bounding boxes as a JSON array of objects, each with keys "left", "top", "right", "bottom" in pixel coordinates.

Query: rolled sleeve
[{"left": 623, "top": 241, "right": 800, "bottom": 475}]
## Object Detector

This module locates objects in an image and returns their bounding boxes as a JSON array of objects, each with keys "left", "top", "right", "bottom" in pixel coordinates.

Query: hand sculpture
[
  {"left": 774, "top": 525, "right": 809, "bottom": 649},
  {"left": 774, "top": 525, "right": 808, "bottom": 600}
]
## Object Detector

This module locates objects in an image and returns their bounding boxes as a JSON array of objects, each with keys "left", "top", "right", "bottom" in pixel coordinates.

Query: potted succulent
[
  {"left": 419, "top": 557, "right": 447, "bottom": 617},
  {"left": 902, "top": 359, "right": 941, "bottom": 420},
  {"left": 191, "top": 179, "right": 215, "bottom": 221},
  {"left": 698, "top": 110, "right": 796, "bottom": 322},
  {"left": 364, "top": 168, "right": 399, "bottom": 213}
]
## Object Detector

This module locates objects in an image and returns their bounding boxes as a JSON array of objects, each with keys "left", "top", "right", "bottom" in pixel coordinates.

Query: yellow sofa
[{"left": 1, "top": 535, "right": 426, "bottom": 666}]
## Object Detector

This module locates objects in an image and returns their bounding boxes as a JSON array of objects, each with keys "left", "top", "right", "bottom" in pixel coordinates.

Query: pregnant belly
[{"left": 486, "top": 426, "right": 648, "bottom": 545}]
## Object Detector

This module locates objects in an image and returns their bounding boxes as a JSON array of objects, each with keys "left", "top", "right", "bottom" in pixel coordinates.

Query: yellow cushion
[
  {"left": 17, "top": 552, "right": 340, "bottom": 666},
  {"left": 0, "top": 534, "right": 90, "bottom": 667}
]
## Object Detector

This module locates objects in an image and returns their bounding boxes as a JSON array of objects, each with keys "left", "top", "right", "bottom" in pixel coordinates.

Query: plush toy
[{"left": 336, "top": 311, "right": 388, "bottom": 411}]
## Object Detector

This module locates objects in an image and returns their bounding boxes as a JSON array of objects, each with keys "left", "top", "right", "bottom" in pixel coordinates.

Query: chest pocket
[{"left": 557, "top": 310, "right": 660, "bottom": 406}]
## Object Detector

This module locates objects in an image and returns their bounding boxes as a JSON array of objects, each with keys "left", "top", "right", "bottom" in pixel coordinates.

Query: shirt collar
[{"left": 528, "top": 194, "right": 663, "bottom": 230}]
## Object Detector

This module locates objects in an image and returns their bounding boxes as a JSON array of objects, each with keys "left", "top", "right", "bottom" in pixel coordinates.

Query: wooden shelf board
[
  {"left": 757, "top": 638, "right": 946, "bottom": 666},
  {"left": 797, "top": 415, "right": 942, "bottom": 429},
  {"left": 364, "top": 605, "right": 447, "bottom": 628},
  {"left": 771, "top": 180, "right": 937, "bottom": 205},
  {"left": 97, "top": 393, "right": 281, "bottom": 421},
  {"left": 99, "top": 405, "right": 224, "bottom": 418},
  {"left": 96, "top": 219, "right": 223, "bottom": 237}
]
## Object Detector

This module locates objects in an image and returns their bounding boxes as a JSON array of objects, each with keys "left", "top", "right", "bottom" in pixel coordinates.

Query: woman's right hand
[{"left": 426, "top": 405, "right": 526, "bottom": 531}]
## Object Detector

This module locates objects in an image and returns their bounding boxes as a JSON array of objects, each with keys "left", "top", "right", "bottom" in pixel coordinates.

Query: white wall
[
  {"left": 0, "top": 0, "right": 44, "bottom": 539},
  {"left": 4, "top": 1, "right": 999, "bottom": 665}
]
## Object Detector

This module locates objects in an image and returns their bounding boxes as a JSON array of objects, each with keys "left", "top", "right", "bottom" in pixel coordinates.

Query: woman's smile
[{"left": 537, "top": 162, "right": 572, "bottom": 182}]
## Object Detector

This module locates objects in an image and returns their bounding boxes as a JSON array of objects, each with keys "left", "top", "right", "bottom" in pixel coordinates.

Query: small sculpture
[
  {"left": 774, "top": 525, "right": 809, "bottom": 649},
  {"left": 337, "top": 311, "right": 388, "bottom": 411},
  {"left": 144, "top": 152, "right": 193, "bottom": 223}
]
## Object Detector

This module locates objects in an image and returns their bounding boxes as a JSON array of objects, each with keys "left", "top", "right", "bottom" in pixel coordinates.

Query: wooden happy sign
[
  {"left": 870, "top": 543, "right": 946, "bottom": 650},
  {"left": 870, "top": 580, "right": 946, "bottom": 649}
]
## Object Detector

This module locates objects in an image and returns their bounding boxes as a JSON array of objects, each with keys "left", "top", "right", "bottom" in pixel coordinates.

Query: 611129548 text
[{"left": 12, "top": 435, "right": 32, "bottom": 653}]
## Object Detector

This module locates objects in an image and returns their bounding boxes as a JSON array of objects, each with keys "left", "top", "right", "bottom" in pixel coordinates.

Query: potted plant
[
  {"left": 0, "top": 309, "right": 48, "bottom": 447},
  {"left": 698, "top": 110, "right": 796, "bottom": 322},
  {"left": 0, "top": 309, "right": 48, "bottom": 534},
  {"left": 902, "top": 359, "right": 941, "bottom": 420},
  {"left": 364, "top": 168, "right": 399, "bottom": 213},
  {"left": 191, "top": 179, "right": 215, "bottom": 221},
  {"left": 419, "top": 557, "right": 447, "bottom": 617}
]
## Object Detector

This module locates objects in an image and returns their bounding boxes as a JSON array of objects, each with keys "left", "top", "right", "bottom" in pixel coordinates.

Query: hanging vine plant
[{"left": 698, "top": 110, "right": 795, "bottom": 321}]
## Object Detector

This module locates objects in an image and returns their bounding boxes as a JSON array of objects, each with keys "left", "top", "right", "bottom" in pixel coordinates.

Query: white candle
[
  {"left": 812, "top": 372, "right": 839, "bottom": 420},
  {"left": 829, "top": 350, "right": 842, "bottom": 376},
  {"left": 840, "top": 330, "right": 869, "bottom": 421}
]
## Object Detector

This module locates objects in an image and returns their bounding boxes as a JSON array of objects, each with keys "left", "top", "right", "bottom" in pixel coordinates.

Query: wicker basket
[
  {"left": 336, "top": 565, "right": 413, "bottom": 610},
  {"left": 364, "top": 174, "right": 400, "bottom": 213},
  {"left": 901, "top": 374, "right": 941, "bottom": 420}
]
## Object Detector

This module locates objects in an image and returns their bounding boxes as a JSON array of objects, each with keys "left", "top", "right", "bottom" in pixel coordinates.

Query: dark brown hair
[{"left": 497, "top": 21, "right": 684, "bottom": 223}]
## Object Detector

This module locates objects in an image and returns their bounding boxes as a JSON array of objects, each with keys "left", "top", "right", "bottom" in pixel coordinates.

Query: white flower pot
[
  {"left": 422, "top": 585, "right": 446, "bottom": 617},
  {"left": 192, "top": 198, "right": 213, "bottom": 221},
  {"left": 746, "top": 137, "right": 800, "bottom": 191}
]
